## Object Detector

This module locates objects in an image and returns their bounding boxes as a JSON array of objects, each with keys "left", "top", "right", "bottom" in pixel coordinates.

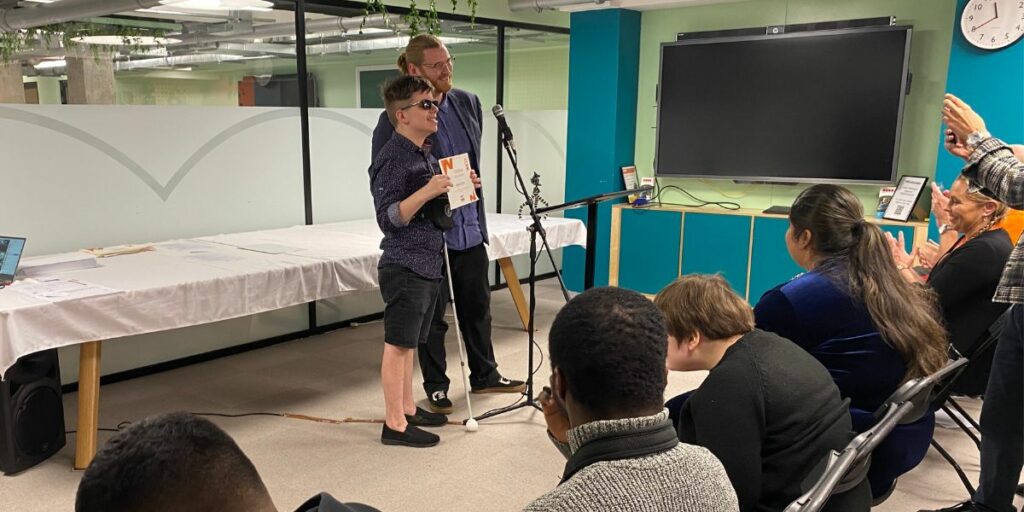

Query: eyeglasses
[
  {"left": 421, "top": 56, "right": 454, "bottom": 71},
  {"left": 400, "top": 99, "right": 440, "bottom": 111}
]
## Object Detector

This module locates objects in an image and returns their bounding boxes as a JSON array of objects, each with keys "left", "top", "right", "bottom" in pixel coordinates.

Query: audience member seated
[
  {"left": 528, "top": 286, "right": 739, "bottom": 512},
  {"left": 888, "top": 176, "right": 1012, "bottom": 396},
  {"left": 752, "top": 184, "right": 949, "bottom": 500},
  {"left": 657, "top": 274, "right": 869, "bottom": 512},
  {"left": 75, "top": 412, "right": 379, "bottom": 512}
]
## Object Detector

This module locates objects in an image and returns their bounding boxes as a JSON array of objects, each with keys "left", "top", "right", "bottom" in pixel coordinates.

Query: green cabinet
[
  {"left": 681, "top": 213, "right": 752, "bottom": 295},
  {"left": 618, "top": 208, "right": 682, "bottom": 294},
  {"left": 748, "top": 217, "right": 805, "bottom": 304}
]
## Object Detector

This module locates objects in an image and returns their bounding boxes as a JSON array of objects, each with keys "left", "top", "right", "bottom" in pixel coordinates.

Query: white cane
[{"left": 441, "top": 240, "right": 479, "bottom": 432}]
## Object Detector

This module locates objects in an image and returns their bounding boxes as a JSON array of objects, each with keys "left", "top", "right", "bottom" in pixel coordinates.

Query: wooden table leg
[
  {"left": 74, "top": 341, "right": 102, "bottom": 470},
  {"left": 498, "top": 257, "right": 530, "bottom": 332}
]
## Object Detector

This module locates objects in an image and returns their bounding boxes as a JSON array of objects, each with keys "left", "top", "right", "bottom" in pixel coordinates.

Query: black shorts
[{"left": 378, "top": 264, "right": 442, "bottom": 348}]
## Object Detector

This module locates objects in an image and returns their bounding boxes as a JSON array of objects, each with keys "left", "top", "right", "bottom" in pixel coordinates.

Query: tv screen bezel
[{"left": 653, "top": 24, "right": 913, "bottom": 185}]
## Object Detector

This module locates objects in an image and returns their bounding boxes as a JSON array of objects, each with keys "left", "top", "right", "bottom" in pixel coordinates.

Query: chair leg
[
  {"left": 930, "top": 439, "right": 977, "bottom": 496},
  {"left": 946, "top": 397, "right": 982, "bottom": 431},
  {"left": 940, "top": 404, "right": 982, "bottom": 449}
]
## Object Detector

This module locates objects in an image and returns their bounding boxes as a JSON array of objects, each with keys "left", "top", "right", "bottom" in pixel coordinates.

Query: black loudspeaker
[{"left": 0, "top": 349, "right": 66, "bottom": 474}]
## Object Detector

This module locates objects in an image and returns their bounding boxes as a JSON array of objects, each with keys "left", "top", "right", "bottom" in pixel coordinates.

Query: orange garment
[{"left": 997, "top": 209, "right": 1024, "bottom": 243}]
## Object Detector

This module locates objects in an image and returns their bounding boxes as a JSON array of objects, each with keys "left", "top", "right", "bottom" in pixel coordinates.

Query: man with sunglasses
[
  {"left": 372, "top": 35, "right": 525, "bottom": 416},
  {"left": 370, "top": 76, "right": 454, "bottom": 448}
]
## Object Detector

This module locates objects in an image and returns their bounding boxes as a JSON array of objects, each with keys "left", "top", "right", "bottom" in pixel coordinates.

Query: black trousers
[
  {"left": 975, "top": 303, "right": 1023, "bottom": 512},
  {"left": 419, "top": 243, "right": 498, "bottom": 394}
]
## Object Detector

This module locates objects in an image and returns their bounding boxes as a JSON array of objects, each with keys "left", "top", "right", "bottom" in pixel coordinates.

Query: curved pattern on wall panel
[
  {"left": 0, "top": 107, "right": 373, "bottom": 202},
  {"left": 516, "top": 114, "right": 566, "bottom": 164}
]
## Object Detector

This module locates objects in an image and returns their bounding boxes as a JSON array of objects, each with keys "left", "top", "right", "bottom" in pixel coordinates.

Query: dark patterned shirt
[
  {"left": 369, "top": 132, "right": 444, "bottom": 279},
  {"left": 964, "top": 137, "right": 1024, "bottom": 304}
]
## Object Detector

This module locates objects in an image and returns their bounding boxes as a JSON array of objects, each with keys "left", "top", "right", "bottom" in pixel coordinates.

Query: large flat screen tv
[{"left": 655, "top": 25, "right": 912, "bottom": 184}]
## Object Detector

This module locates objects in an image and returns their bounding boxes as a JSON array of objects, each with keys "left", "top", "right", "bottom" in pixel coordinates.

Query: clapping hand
[
  {"left": 942, "top": 94, "right": 988, "bottom": 148},
  {"left": 918, "top": 240, "right": 940, "bottom": 269},
  {"left": 885, "top": 231, "right": 918, "bottom": 269},
  {"left": 931, "top": 182, "right": 951, "bottom": 226},
  {"left": 944, "top": 129, "right": 971, "bottom": 160},
  {"left": 539, "top": 385, "right": 570, "bottom": 444}
]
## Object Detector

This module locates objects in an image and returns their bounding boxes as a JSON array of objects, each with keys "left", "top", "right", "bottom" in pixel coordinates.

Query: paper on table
[
  {"left": 11, "top": 277, "right": 119, "bottom": 302},
  {"left": 439, "top": 153, "right": 479, "bottom": 210}
]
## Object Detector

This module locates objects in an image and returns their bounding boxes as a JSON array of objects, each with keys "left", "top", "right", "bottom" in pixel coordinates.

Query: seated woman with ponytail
[{"left": 753, "top": 184, "right": 949, "bottom": 500}]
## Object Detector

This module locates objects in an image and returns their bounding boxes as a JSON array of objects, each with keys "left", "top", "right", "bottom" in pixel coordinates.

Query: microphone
[{"left": 492, "top": 104, "right": 516, "bottom": 152}]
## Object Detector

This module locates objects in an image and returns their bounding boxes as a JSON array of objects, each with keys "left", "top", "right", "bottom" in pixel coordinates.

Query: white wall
[{"left": 0, "top": 104, "right": 566, "bottom": 383}]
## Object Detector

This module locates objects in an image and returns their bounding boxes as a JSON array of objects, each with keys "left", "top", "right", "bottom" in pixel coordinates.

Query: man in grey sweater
[{"left": 526, "top": 287, "right": 739, "bottom": 512}]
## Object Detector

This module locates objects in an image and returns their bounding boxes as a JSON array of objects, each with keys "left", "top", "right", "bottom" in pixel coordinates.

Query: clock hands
[{"left": 975, "top": 1, "right": 1000, "bottom": 30}]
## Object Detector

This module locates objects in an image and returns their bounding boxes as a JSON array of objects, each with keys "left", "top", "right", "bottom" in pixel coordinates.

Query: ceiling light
[
  {"left": 158, "top": 0, "right": 274, "bottom": 11},
  {"left": 34, "top": 59, "right": 66, "bottom": 70},
  {"left": 72, "top": 36, "right": 181, "bottom": 46}
]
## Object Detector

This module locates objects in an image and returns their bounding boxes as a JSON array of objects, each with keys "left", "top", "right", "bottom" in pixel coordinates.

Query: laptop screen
[{"left": 0, "top": 236, "right": 26, "bottom": 284}]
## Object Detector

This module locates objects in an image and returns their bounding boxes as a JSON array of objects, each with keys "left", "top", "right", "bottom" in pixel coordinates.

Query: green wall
[{"left": 635, "top": 0, "right": 958, "bottom": 211}]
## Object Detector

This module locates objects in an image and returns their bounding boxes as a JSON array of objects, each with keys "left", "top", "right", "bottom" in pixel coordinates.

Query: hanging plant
[
  {"left": 0, "top": 22, "right": 168, "bottom": 64},
  {"left": 363, "top": 0, "right": 478, "bottom": 36}
]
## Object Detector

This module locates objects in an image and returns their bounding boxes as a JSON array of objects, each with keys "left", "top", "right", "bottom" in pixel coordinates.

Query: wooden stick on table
[{"left": 74, "top": 341, "right": 102, "bottom": 470}]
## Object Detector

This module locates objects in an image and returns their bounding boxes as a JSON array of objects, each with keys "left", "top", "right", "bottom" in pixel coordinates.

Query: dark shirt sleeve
[
  {"left": 966, "top": 138, "right": 1024, "bottom": 209},
  {"left": 371, "top": 111, "right": 393, "bottom": 162},
  {"left": 753, "top": 289, "right": 810, "bottom": 351},
  {"left": 371, "top": 160, "right": 410, "bottom": 231},
  {"left": 929, "top": 239, "right": 1006, "bottom": 313},
  {"left": 680, "top": 371, "right": 766, "bottom": 512}
]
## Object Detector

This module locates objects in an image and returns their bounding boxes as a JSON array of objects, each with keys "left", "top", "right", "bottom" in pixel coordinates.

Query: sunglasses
[{"left": 400, "top": 99, "right": 440, "bottom": 111}]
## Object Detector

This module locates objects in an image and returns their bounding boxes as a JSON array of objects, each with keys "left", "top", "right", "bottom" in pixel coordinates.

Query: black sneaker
[
  {"left": 381, "top": 423, "right": 439, "bottom": 448},
  {"left": 472, "top": 375, "right": 526, "bottom": 394},
  {"left": 427, "top": 390, "right": 454, "bottom": 414},
  {"left": 406, "top": 406, "right": 447, "bottom": 427}
]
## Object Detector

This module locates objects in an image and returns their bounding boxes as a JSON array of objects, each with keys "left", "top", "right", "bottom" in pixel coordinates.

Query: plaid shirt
[{"left": 963, "top": 137, "right": 1024, "bottom": 304}]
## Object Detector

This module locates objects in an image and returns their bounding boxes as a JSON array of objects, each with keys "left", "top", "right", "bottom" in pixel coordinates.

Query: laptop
[{"left": 0, "top": 236, "right": 26, "bottom": 288}]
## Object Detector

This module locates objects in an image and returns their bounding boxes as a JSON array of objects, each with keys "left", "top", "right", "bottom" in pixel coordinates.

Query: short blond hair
[
  {"left": 954, "top": 175, "right": 1009, "bottom": 224},
  {"left": 653, "top": 274, "right": 754, "bottom": 342}
]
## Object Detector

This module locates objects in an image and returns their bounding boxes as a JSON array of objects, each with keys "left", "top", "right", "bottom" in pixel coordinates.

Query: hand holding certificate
[{"left": 439, "top": 153, "right": 480, "bottom": 210}]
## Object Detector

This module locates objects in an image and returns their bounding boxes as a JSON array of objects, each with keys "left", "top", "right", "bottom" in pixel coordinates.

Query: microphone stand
[{"left": 471, "top": 121, "right": 571, "bottom": 423}]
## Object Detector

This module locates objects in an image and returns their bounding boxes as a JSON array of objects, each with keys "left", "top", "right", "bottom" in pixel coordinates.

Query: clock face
[{"left": 961, "top": 0, "right": 1024, "bottom": 50}]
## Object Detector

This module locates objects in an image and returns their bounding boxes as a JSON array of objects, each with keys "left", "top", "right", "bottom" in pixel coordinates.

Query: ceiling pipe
[
  {"left": 171, "top": 13, "right": 392, "bottom": 46},
  {"left": 508, "top": 0, "right": 607, "bottom": 11},
  {"left": 0, "top": 0, "right": 163, "bottom": 32},
  {"left": 114, "top": 52, "right": 245, "bottom": 71}
]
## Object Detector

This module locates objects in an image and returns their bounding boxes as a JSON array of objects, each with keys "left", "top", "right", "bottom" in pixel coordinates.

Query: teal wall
[
  {"left": 563, "top": 9, "right": 641, "bottom": 291},
  {"left": 933, "top": 0, "right": 1024, "bottom": 238}
]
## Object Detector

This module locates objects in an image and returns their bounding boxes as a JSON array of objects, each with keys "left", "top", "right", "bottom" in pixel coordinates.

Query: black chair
[
  {"left": 928, "top": 311, "right": 1008, "bottom": 496},
  {"left": 784, "top": 401, "right": 915, "bottom": 512},
  {"left": 786, "top": 358, "right": 970, "bottom": 512}
]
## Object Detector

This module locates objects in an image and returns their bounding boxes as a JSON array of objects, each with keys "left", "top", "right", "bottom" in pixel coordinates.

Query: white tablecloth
[{"left": 0, "top": 214, "right": 585, "bottom": 377}]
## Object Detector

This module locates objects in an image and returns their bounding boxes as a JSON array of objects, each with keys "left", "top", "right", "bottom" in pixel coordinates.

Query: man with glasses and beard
[{"left": 372, "top": 35, "right": 525, "bottom": 416}]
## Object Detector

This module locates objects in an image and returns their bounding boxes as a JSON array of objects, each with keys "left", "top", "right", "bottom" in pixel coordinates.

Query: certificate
[
  {"left": 883, "top": 175, "right": 928, "bottom": 222},
  {"left": 439, "top": 153, "right": 479, "bottom": 210}
]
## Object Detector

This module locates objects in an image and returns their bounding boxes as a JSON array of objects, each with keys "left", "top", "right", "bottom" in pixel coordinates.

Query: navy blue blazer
[{"left": 370, "top": 88, "right": 488, "bottom": 242}]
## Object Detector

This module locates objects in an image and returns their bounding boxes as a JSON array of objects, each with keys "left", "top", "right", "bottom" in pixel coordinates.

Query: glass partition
[{"left": 497, "top": 28, "right": 570, "bottom": 281}]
